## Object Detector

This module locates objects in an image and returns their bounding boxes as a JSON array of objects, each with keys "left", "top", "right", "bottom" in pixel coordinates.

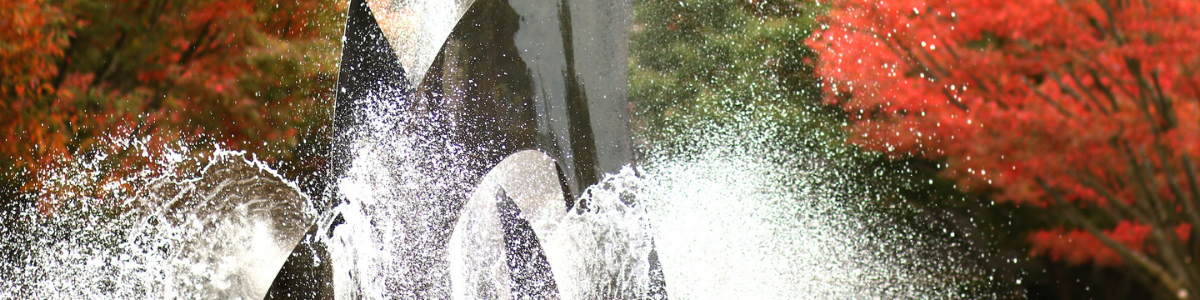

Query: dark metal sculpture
[{"left": 264, "top": 0, "right": 664, "bottom": 297}]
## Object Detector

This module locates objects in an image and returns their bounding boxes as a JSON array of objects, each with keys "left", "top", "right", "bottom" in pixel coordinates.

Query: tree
[
  {"left": 810, "top": 0, "right": 1200, "bottom": 298},
  {"left": 1, "top": 0, "right": 344, "bottom": 213},
  {"left": 629, "top": 0, "right": 829, "bottom": 142}
]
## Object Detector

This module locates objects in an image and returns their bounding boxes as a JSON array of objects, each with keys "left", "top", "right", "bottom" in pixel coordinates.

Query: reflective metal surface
[{"left": 266, "top": 0, "right": 649, "bottom": 297}]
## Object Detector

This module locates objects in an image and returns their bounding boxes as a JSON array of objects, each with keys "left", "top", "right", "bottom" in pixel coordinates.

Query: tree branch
[
  {"left": 178, "top": 19, "right": 216, "bottom": 68},
  {"left": 1064, "top": 67, "right": 1116, "bottom": 114},
  {"left": 1020, "top": 76, "right": 1076, "bottom": 119},
  {"left": 1123, "top": 57, "right": 1169, "bottom": 133},
  {"left": 92, "top": 31, "right": 128, "bottom": 89},
  {"left": 51, "top": 35, "right": 78, "bottom": 91},
  {"left": 1037, "top": 177, "right": 1188, "bottom": 298},
  {"left": 1183, "top": 154, "right": 1200, "bottom": 275},
  {"left": 1049, "top": 71, "right": 1109, "bottom": 115},
  {"left": 1072, "top": 170, "right": 1153, "bottom": 224},
  {"left": 1154, "top": 143, "right": 1200, "bottom": 283},
  {"left": 1125, "top": 144, "right": 1199, "bottom": 290},
  {"left": 1149, "top": 71, "right": 1178, "bottom": 129}
]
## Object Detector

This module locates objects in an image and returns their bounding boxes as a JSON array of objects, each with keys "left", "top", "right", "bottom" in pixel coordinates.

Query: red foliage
[
  {"left": 1, "top": 0, "right": 342, "bottom": 209},
  {"left": 1, "top": 0, "right": 73, "bottom": 167},
  {"left": 810, "top": 0, "right": 1200, "bottom": 270},
  {"left": 1029, "top": 222, "right": 1192, "bottom": 266}
]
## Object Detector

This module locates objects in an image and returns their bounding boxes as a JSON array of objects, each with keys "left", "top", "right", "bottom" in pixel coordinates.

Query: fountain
[
  {"left": 0, "top": 0, "right": 993, "bottom": 298},
  {"left": 266, "top": 0, "right": 665, "bottom": 298}
]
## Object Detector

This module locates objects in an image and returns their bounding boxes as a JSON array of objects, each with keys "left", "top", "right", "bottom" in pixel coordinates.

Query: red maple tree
[
  {"left": 1, "top": 0, "right": 342, "bottom": 212},
  {"left": 809, "top": 0, "right": 1200, "bottom": 297}
]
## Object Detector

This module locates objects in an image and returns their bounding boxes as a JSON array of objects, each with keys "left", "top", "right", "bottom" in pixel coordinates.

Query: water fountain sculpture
[
  {"left": 264, "top": 0, "right": 666, "bottom": 298},
  {"left": 0, "top": 0, "right": 990, "bottom": 297}
]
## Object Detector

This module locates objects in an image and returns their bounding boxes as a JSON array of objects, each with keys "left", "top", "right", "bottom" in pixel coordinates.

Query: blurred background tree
[
  {"left": 629, "top": 0, "right": 832, "bottom": 146},
  {"left": 1, "top": 0, "right": 344, "bottom": 213},
  {"left": 812, "top": 0, "right": 1200, "bottom": 298}
]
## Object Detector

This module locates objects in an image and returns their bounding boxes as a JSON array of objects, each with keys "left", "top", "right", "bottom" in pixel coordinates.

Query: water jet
[{"left": 266, "top": 0, "right": 665, "bottom": 298}]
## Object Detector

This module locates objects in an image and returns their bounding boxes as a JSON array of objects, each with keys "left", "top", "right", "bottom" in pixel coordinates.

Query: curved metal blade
[
  {"left": 365, "top": 0, "right": 476, "bottom": 84},
  {"left": 265, "top": 0, "right": 410, "bottom": 298},
  {"left": 147, "top": 155, "right": 315, "bottom": 300},
  {"left": 449, "top": 150, "right": 566, "bottom": 299},
  {"left": 266, "top": 0, "right": 655, "bottom": 297}
]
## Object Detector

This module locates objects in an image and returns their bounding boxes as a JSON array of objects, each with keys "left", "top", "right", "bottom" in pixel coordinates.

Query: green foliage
[
  {"left": 629, "top": 0, "right": 831, "bottom": 147},
  {"left": 629, "top": 1, "right": 895, "bottom": 203}
]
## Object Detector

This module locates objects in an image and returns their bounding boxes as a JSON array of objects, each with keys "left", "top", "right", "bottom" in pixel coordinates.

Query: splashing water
[
  {"left": 636, "top": 120, "right": 983, "bottom": 299},
  {"left": 549, "top": 168, "right": 657, "bottom": 299},
  {"left": 0, "top": 116, "right": 989, "bottom": 300},
  {"left": 448, "top": 150, "right": 658, "bottom": 300},
  {"left": 0, "top": 126, "right": 988, "bottom": 299},
  {"left": 322, "top": 101, "right": 987, "bottom": 299},
  {"left": 0, "top": 4, "right": 996, "bottom": 297},
  {"left": 322, "top": 87, "right": 478, "bottom": 298},
  {"left": 0, "top": 137, "right": 314, "bottom": 300}
]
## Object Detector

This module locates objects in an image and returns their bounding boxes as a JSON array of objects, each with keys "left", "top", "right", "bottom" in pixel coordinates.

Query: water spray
[{"left": 265, "top": 0, "right": 665, "bottom": 298}]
